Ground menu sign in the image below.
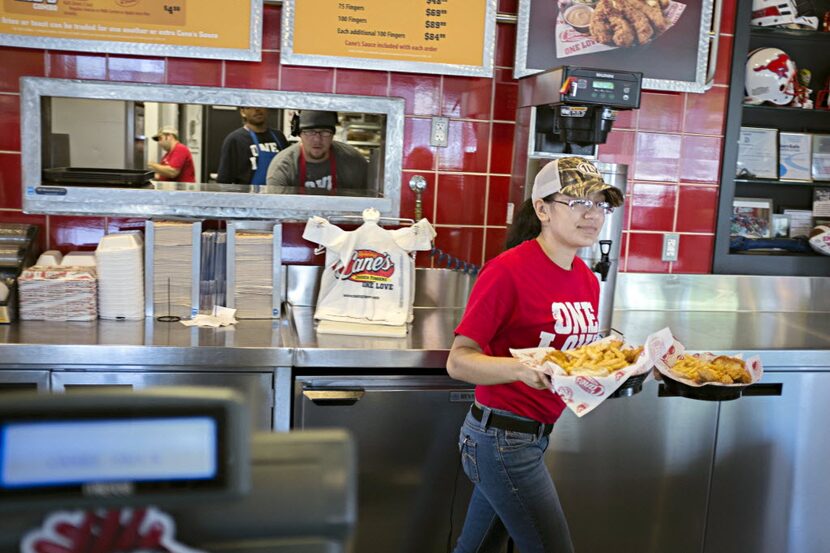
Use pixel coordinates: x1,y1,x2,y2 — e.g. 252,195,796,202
282,0,496,77
0,0,261,61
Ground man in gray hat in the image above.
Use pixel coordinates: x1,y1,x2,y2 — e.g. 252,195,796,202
265,110,368,192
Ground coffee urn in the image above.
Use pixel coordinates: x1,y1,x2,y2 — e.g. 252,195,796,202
576,161,626,337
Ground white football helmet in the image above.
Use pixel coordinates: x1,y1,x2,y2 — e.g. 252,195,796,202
751,0,819,28
745,48,796,106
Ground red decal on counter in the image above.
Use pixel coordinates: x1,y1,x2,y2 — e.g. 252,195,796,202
576,376,605,396
21,507,205,553
332,249,395,282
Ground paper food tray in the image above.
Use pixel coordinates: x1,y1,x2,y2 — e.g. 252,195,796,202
511,327,673,417
654,335,764,401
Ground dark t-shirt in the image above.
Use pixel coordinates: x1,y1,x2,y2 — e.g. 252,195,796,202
216,127,288,184
264,141,369,191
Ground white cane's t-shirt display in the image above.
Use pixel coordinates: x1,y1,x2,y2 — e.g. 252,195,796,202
303,208,435,328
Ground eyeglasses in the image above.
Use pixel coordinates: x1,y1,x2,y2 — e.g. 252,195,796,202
300,129,334,138
550,198,614,215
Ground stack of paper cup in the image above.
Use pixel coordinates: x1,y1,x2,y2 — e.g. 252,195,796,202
95,232,144,320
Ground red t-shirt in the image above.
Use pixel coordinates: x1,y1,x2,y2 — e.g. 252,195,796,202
454,239,600,424
159,142,196,183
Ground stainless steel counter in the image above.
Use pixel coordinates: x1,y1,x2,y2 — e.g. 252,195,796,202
289,306,463,368
612,311,830,368
0,308,827,369
0,318,294,368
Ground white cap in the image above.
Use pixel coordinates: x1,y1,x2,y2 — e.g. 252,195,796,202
531,156,623,207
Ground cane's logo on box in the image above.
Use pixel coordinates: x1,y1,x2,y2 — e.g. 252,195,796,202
575,403,589,415
333,249,395,283
576,376,604,396
556,386,573,403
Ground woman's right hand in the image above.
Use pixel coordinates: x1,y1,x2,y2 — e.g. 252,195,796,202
514,360,552,390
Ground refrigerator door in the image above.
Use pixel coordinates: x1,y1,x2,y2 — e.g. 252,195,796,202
294,375,475,553
704,371,827,553
546,380,719,553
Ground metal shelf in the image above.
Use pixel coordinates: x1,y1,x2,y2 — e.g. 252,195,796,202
742,104,830,115
712,0,830,276
750,26,830,43
735,178,828,187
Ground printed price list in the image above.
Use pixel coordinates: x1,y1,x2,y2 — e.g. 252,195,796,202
293,0,488,67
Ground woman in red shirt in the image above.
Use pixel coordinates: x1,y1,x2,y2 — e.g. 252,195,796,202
447,157,623,553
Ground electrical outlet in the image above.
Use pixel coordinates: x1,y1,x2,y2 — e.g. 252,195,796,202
430,116,449,147
662,233,680,262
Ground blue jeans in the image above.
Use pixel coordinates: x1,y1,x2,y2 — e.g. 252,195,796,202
453,405,574,553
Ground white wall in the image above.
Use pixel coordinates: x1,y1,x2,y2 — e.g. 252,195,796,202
51,98,126,168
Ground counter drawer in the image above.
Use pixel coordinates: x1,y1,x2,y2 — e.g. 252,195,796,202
51,371,273,430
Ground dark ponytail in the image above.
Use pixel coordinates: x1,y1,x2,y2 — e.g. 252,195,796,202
505,198,541,250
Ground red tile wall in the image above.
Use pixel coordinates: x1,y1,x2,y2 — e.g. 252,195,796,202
0,0,735,274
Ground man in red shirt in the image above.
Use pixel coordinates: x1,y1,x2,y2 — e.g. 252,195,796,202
149,126,196,183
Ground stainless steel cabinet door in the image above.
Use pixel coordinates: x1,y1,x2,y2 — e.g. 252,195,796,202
294,376,474,553
546,380,719,553
0,370,49,392
704,372,829,553
51,371,273,430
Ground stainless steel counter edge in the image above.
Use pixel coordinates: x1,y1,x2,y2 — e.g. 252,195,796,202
1,308,828,370
0,344,293,369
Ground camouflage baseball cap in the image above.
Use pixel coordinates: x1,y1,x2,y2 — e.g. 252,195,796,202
532,157,623,207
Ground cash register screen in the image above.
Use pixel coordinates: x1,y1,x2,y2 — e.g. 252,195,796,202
0,414,223,498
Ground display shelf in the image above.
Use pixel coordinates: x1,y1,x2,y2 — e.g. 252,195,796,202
741,104,830,131
716,251,830,275
735,178,827,187
743,104,830,114
713,0,830,276
750,26,830,43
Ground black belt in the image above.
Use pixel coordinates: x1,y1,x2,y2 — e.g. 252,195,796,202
471,404,554,437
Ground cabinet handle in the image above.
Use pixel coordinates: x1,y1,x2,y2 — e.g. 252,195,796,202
303,389,365,406
657,382,783,398
741,383,783,397
63,385,133,392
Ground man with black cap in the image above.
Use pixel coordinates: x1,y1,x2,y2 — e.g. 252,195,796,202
265,110,368,192
216,107,288,185
148,126,195,183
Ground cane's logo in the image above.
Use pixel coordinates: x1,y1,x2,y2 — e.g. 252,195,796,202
575,403,589,415
556,386,573,403
333,249,395,282
560,28,590,42
576,376,604,396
